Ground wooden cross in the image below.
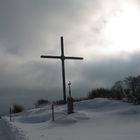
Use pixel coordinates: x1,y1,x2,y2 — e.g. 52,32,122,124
40,36,83,104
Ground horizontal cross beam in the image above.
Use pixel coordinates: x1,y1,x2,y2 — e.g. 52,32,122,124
65,56,83,60
40,55,61,59
41,55,83,60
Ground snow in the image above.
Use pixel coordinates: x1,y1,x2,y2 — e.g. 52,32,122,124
0,118,27,140
0,119,13,140
2,98,140,140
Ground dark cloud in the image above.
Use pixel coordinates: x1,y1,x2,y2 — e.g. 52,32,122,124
0,0,97,55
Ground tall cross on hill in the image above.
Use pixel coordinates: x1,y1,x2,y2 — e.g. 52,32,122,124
40,36,83,104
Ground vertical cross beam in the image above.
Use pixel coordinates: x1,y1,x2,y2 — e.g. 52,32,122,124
61,37,66,103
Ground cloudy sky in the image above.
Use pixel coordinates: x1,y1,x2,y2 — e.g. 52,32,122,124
1,0,140,115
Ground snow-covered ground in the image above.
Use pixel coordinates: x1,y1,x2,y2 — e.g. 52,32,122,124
2,98,140,140
0,117,27,140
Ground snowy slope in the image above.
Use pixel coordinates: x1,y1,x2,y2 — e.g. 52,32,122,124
4,98,140,140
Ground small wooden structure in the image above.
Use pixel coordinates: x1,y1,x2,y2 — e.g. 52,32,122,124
67,81,74,114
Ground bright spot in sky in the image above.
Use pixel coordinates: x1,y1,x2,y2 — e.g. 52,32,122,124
103,3,140,54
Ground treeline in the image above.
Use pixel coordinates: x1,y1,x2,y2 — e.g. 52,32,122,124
87,75,140,104
11,75,140,114
34,75,140,107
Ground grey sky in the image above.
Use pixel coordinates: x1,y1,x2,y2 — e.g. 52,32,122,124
0,0,140,115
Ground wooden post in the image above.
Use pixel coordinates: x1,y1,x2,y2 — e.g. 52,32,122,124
52,103,55,121
9,107,12,121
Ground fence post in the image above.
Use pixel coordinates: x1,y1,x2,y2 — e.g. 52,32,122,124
9,107,12,121
52,103,55,121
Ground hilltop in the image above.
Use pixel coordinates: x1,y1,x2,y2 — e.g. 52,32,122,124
2,98,140,140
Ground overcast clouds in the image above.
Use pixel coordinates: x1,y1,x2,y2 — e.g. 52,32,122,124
1,0,140,115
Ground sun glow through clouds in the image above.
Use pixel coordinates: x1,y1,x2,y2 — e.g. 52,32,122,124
103,3,140,54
